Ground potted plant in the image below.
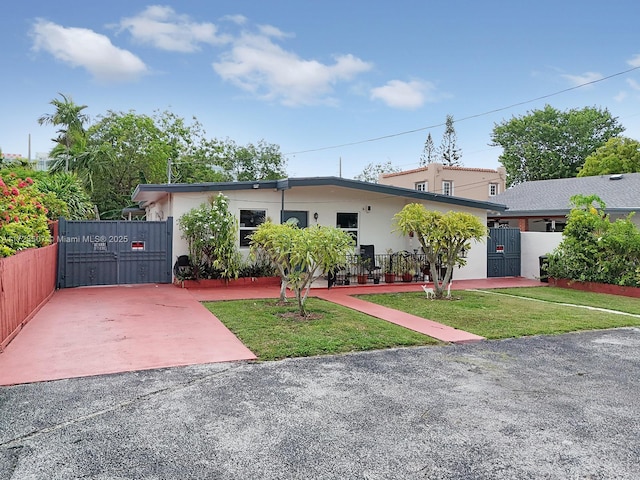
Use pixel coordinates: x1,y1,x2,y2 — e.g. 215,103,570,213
399,254,415,282
356,256,371,284
382,250,395,283
402,268,415,283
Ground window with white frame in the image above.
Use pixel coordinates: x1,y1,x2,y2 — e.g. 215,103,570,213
239,209,266,247
489,183,499,196
336,212,358,243
415,181,427,192
442,181,453,196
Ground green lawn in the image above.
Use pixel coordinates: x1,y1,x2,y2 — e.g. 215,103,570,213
204,297,440,361
486,287,640,315
357,287,640,339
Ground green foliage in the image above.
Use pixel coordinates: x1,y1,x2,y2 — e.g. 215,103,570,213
218,139,288,181
419,132,437,166
238,251,278,278
83,110,170,218
578,137,640,177
38,100,289,218
0,167,71,220
354,160,401,183
491,105,625,186
393,204,487,297
546,194,640,286
360,288,640,339
36,173,94,220
38,93,90,174
250,221,355,315
438,114,462,166
0,173,51,257
178,193,242,280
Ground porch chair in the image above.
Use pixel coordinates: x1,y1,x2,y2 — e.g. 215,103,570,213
359,244,381,278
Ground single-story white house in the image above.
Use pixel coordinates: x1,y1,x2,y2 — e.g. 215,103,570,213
132,177,507,280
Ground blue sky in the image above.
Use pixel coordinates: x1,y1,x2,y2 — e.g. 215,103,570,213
2,1,640,179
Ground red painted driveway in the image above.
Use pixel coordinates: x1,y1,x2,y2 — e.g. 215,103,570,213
0,284,256,386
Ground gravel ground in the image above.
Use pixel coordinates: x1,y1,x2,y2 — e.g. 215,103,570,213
1,327,639,479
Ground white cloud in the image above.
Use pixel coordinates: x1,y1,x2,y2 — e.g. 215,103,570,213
561,71,603,87
614,90,628,102
627,54,640,67
221,15,247,25
370,79,437,109
213,31,372,106
627,78,640,91
257,24,291,39
31,19,148,83
118,5,230,52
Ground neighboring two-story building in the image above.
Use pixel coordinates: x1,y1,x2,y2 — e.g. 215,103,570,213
379,163,507,202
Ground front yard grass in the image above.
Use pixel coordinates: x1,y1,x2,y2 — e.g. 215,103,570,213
358,287,640,339
204,297,440,361
487,287,640,315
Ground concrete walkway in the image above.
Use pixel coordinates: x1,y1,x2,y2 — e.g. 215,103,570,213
0,277,542,386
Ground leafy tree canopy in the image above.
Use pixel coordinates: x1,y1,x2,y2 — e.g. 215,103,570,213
250,221,355,315
354,161,401,183
393,204,487,298
38,95,289,218
577,137,640,177
491,105,624,186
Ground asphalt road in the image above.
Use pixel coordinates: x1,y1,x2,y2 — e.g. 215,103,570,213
1,328,639,479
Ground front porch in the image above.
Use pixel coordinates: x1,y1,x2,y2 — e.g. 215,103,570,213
329,251,451,287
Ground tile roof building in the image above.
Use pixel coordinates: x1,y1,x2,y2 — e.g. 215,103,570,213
379,163,507,202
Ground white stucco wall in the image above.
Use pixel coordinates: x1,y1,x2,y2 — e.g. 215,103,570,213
520,232,563,279
156,185,490,280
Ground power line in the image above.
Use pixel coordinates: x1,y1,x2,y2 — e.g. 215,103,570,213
284,65,640,156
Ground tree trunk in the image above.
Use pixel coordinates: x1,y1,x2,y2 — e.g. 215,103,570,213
295,288,306,316
280,280,288,302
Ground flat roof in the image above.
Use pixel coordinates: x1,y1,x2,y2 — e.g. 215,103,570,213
132,176,507,212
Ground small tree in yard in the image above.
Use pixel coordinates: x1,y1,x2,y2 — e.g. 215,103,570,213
393,204,487,298
249,221,298,302
178,193,242,279
250,221,355,316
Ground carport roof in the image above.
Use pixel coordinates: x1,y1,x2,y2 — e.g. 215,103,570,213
132,176,507,212
489,173,640,218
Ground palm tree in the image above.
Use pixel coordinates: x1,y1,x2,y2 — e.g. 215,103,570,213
38,93,89,172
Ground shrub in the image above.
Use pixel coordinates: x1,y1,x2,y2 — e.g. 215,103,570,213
178,193,242,279
547,194,640,286
0,174,51,257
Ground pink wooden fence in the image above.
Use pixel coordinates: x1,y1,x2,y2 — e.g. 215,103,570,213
0,243,58,351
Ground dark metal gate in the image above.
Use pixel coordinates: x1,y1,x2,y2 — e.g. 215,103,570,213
57,218,173,288
487,227,521,277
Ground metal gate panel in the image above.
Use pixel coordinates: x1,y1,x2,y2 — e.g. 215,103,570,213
58,220,118,287
116,221,172,285
487,227,521,277
57,218,172,288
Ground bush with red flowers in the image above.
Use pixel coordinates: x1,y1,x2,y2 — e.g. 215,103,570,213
0,173,51,257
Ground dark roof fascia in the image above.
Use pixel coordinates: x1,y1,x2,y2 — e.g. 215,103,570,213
132,180,279,198
132,176,507,211
490,207,638,218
